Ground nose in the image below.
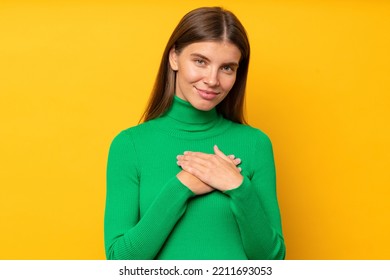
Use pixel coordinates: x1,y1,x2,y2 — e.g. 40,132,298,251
203,68,219,87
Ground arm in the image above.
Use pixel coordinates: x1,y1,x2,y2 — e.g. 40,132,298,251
223,133,286,260
104,131,194,260
177,138,285,259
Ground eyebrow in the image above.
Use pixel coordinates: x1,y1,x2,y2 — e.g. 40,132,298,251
190,53,239,67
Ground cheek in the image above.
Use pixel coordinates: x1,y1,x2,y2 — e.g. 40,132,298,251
179,64,204,83
220,75,237,92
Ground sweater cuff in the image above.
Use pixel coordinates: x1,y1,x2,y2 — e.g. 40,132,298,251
161,176,196,202
223,175,253,199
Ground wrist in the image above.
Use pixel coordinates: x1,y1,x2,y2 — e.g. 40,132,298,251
222,174,244,191
177,170,214,195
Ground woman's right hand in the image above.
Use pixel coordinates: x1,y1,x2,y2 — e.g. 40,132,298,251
177,170,214,195
176,154,241,195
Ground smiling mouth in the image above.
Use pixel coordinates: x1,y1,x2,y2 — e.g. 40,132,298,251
195,87,219,100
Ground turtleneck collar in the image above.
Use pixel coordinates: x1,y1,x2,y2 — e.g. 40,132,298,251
151,95,230,137
166,95,218,125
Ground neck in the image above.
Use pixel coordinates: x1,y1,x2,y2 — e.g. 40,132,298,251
165,96,218,125
150,95,227,135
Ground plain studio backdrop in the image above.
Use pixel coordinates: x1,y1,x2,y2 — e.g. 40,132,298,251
0,0,389,259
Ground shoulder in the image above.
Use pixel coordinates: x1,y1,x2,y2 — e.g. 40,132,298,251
108,123,143,149
109,120,157,150
111,121,151,142
228,121,273,146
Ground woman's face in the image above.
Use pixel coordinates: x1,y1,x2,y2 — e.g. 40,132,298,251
169,41,241,111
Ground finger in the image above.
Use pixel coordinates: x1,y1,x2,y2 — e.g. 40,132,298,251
214,145,228,159
177,154,210,167
214,145,241,166
181,153,241,166
226,154,242,166
178,159,208,179
183,151,213,161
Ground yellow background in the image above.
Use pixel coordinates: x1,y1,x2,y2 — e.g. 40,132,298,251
1,0,389,259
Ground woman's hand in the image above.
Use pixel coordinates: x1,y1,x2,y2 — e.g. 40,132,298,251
177,170,214,195
177,145,243,191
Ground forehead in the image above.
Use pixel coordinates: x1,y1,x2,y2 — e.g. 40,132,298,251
181,41,241,62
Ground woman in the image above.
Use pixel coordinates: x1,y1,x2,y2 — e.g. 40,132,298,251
104,6,285,260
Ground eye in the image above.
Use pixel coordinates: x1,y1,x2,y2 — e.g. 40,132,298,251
194,59,206,65
222,65,232,71
221,65,236,73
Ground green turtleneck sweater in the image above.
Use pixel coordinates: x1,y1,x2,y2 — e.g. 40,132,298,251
104,96,285,260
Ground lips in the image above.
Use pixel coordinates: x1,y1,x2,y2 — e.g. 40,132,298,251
195,87,219,100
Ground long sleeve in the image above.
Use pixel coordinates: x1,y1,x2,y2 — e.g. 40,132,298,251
104,131,194,260
224,132,286,260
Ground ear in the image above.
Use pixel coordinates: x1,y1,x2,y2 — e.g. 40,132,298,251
169,47,179,71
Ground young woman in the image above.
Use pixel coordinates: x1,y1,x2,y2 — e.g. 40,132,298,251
104,6,286,260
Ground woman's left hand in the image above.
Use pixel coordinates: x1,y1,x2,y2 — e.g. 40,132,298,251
177,145,243,191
